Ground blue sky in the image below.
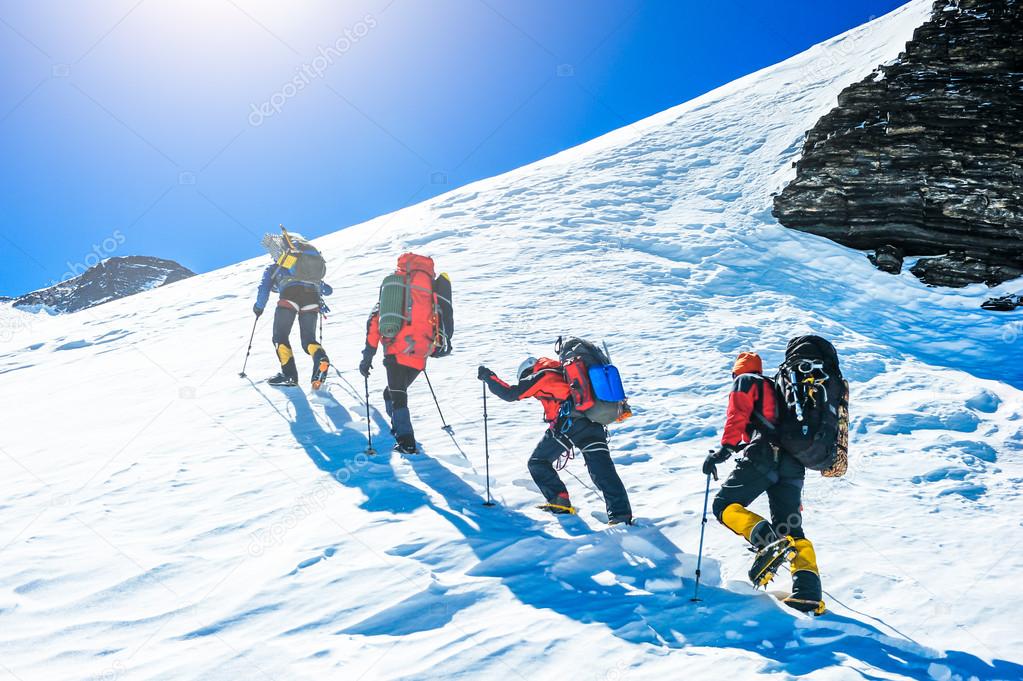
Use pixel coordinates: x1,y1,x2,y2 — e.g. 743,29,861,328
0,0,907,296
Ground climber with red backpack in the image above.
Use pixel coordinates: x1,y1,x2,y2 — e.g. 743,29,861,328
253,227,333,389
704,338,848,615
478,337,633,525
359,253,453,454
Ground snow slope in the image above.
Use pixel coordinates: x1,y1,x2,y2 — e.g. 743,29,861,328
2,2,1022,679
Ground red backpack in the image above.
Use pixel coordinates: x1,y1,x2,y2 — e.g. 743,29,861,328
377,253,444,366
556,337,632,425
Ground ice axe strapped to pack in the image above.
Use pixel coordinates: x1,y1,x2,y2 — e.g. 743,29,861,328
771,335,849,476
555,336,632,425
260,225,327,286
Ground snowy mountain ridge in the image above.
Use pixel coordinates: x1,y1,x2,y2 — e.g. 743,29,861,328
2,2,1021,680
9,255,195,314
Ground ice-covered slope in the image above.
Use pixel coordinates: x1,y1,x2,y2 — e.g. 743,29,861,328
3,2,1022,679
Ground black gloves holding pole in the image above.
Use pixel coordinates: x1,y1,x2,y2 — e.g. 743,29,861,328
703,444,738,479
359,346,375,377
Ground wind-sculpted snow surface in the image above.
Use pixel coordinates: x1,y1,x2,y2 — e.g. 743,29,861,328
2,1,1022,679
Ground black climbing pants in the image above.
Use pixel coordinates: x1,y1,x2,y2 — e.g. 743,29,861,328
712,441,807,541
382,356,421,439
528,417,632,521
271,286,325,381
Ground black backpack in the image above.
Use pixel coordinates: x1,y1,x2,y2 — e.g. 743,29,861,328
774,335,847,472
262,227,327,287
283,240,327,285
557,336,610,368
431,273,454,357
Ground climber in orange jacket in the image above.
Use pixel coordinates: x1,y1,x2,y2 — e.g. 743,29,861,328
478,357,633,524
705,351,825,615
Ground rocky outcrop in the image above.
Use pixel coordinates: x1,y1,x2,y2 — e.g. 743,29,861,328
868,244,906,274
773,0,1023,287
909,251,1020,285
13,256,194,313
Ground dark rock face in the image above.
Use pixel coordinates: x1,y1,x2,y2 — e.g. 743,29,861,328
13,256,195,313
910,251,1021,285
773,0,1023,287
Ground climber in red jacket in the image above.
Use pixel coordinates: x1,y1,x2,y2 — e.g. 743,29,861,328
478,357,633,524
704,351,825,615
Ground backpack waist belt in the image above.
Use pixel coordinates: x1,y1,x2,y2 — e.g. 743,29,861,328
277,300,320,312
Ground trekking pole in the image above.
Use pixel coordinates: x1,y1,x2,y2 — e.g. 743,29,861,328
482,382,494,506
422,369,454,434
238,316,259,378
364,375,377,456
691,471,713,602
422,369,471,460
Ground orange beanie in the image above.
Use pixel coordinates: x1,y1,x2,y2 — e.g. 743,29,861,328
732,352,763,376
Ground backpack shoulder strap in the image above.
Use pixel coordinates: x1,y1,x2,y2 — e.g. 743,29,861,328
751,375,777,435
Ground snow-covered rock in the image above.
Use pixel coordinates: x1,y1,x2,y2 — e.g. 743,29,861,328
12,255,194,314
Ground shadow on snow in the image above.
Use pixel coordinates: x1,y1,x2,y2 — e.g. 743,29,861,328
265,380,1020,680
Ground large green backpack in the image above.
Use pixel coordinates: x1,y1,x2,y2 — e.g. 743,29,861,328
377,255,455,356
377,253,437,339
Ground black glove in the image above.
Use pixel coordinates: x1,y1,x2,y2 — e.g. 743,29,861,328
702,445,735,478
359,347,375,378
477,365,495,382
253,304,264,317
